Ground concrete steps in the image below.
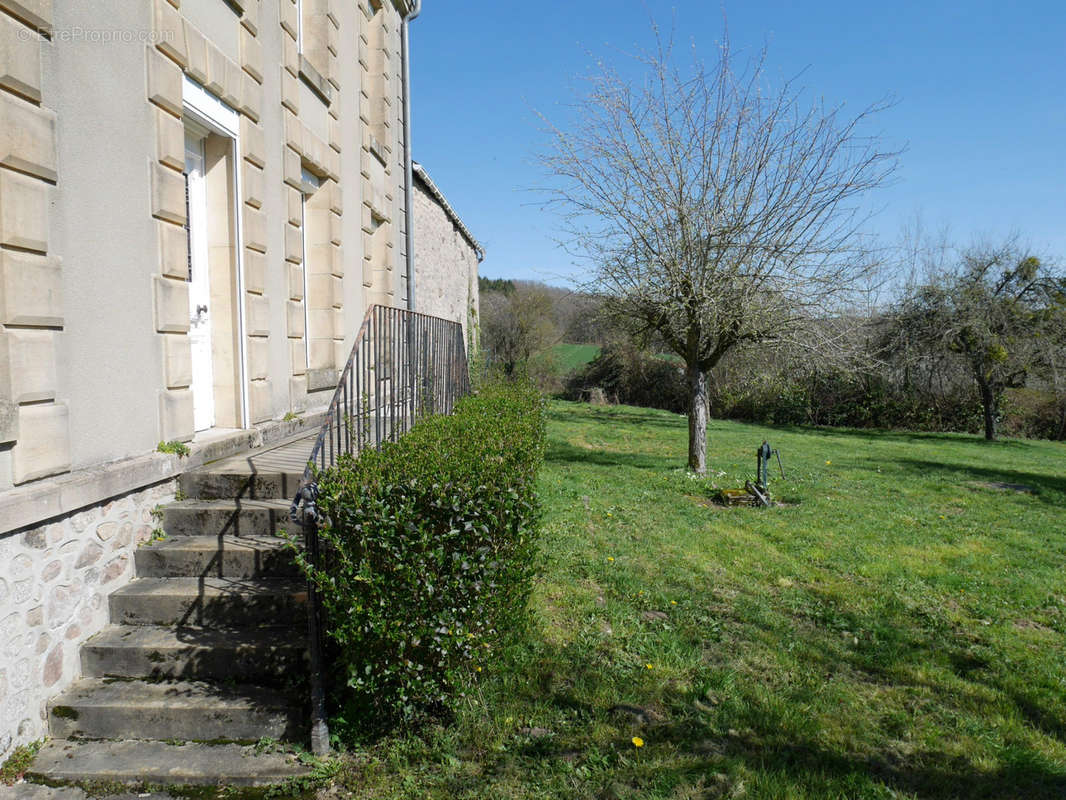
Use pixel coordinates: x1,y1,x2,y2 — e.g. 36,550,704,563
34,435,319,789
109,577,307,628
80,622,307,686
30,740,311,787
178,471,302,502
135,534,301,578
48,677,304,742
80,624,308,683
161,498,293,538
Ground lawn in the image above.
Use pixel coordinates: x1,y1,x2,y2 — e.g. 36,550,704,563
334,401,1066,799
553,343,601,373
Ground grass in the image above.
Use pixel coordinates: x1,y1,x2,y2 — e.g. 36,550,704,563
1,740,42,785
157,439,191,457
329,400,1065,798
553,343,601,373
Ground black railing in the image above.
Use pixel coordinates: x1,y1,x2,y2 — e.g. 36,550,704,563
289,304,471,754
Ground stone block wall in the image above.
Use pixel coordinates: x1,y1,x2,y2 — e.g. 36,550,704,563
0,0,70,488
358,0,405,311
412,167,481,347
280,0,345,407
0,479,176,758
148,0,266,439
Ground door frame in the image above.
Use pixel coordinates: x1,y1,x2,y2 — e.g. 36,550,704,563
182,76,250,430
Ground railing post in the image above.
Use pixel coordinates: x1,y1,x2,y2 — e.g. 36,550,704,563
291,484,330,757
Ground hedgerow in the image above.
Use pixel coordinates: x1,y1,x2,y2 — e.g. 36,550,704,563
294,380,546,734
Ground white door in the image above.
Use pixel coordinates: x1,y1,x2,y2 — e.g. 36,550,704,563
185,130,215,431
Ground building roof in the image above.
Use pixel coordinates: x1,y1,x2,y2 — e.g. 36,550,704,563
412,161,485,262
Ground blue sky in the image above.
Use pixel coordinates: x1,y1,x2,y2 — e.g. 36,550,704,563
410,1,1065,286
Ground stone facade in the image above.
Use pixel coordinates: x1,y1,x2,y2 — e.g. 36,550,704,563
0,480,176,757
0,0,483,762
0,0,422,760
0,0,417,491
0,0,67,489
412,163,482,348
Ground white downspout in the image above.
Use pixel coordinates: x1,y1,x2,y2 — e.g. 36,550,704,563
401,0,421,310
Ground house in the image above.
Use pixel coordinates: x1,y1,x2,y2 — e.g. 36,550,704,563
0,0,481,769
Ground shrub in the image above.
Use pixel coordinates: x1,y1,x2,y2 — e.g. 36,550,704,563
1001,387,1066,440
564,343,688,412
294,380,546,733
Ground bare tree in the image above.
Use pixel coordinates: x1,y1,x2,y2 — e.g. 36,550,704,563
539,25,899,473
888,238,1066,440
480,284,559,376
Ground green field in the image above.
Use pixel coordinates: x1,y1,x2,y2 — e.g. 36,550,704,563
553,343,601,373
334,402,1066,799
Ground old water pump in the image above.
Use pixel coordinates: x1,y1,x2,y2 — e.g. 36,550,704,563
746,441,785,506
711,441,786,507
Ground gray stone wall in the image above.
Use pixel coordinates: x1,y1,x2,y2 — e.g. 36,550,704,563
412,180,479,349
0,479,175,759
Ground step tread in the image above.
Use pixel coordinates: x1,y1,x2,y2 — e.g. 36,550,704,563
163,498,292,511
134,536,302,579
142,534,295,550
50,677,299,712
29,739,312,787
111,577,306,599
85,624,306,651
81,625,307,682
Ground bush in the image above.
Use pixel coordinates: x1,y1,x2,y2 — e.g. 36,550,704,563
1002,387,1066,440
710,366,987,433
294,381,546,733
564,343,688,412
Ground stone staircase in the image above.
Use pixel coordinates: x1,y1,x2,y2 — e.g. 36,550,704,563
30,436,317,787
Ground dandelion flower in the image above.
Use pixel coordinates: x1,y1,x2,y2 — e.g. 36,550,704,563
645,663,654,670
607,557,614,562
632,737,644,748
476,666,482,672
670,600,677,606
825,460,832,465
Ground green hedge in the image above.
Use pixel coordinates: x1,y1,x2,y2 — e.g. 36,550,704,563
294,380,546,732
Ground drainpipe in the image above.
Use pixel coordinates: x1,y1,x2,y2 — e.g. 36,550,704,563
402,0,422,311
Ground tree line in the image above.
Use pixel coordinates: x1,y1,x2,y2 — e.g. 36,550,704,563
482,20,1065,470
479,238,1066,445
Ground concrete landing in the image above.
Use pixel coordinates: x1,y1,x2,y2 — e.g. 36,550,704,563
29,740,312,786
196,431,317,478
178,432,317,501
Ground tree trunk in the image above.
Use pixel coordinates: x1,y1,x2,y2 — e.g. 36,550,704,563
979,381,997,441
687,365,708,474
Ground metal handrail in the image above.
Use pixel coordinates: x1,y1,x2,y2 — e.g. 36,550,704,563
289,303,471,754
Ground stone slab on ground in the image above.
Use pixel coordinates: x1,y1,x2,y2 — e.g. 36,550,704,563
29,740,312,787
0,784,88,800
1,785,181,800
